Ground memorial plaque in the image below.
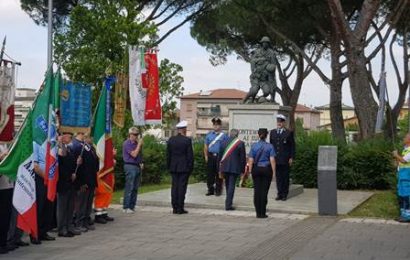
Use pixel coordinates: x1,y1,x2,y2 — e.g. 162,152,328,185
318,146,338,216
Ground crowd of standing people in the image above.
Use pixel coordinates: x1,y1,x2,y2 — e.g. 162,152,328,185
0,132,115,254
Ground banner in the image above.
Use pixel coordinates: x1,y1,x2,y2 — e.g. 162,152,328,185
143,51,162,124
94,76,116,211
113,73,127,128
0,62,15,142
60,81,92,134
129,46,147,126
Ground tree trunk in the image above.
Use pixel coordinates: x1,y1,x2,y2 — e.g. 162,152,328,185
345,45,378,139
329,29,346,142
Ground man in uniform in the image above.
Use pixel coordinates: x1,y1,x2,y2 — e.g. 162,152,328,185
204,117,228,196
167,120,194,214
218,129,246,211
269,114,295,201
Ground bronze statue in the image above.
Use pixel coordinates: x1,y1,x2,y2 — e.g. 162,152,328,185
243,36,278,104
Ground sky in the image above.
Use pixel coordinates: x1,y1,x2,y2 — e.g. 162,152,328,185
0,0,406,108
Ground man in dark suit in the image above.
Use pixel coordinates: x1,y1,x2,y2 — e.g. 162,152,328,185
167,120,194,214
269,114,295,201
218,129,246,211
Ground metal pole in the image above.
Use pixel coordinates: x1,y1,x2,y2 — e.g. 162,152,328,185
47,0,53,69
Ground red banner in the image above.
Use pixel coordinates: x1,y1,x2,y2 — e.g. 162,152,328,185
0,63,15,142
0,105,14,142
142,51,162,124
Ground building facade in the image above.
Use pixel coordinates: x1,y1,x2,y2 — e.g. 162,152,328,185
315,103,356,127
179,89,246,138
294,104,321,130
14,88,36,131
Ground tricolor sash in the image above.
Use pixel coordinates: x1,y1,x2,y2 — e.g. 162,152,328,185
220,138,242,163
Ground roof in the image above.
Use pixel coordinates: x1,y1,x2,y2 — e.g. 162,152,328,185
319,116,358,128
315,103,355,110
179,89,247,100
295,104,320,114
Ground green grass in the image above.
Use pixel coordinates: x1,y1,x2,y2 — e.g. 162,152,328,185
112,177,199,205
348,190,399,219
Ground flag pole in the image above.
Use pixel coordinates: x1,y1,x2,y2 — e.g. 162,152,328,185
47,0,53,69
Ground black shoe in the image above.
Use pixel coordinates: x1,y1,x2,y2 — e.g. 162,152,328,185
281,197,287,201
177,209,188,214
0,247,8,254
205,191,214,196
40,233,56,241
58,232,74,238
173,209,178,214
15,240,29,247
215,193,222,197
104,215,114,221
226,207,236,211
257,215,268,219
30,238,41,245
275,196,282,201
94,216,107,224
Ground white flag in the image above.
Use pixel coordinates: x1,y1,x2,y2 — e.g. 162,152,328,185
129,46,147,126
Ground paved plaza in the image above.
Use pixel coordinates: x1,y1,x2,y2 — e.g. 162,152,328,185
3,205,410,260
138,183,373,214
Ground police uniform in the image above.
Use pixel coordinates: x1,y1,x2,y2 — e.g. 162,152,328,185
167,120,194,214
205,119,228,196
269,115,295,201
249,135,276,218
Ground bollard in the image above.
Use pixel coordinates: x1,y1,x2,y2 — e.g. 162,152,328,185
317,146,338,216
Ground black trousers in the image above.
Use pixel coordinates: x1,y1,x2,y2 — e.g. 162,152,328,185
207,153,222,194
75,188,95,227
7,207,23,245
57,189,75,234
0,188,13,247
35,175,55,238
171,172,189,211
252,166,272,217
276,164,290,198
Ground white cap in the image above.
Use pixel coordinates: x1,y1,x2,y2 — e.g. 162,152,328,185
276,114,286,121
176,120,188,129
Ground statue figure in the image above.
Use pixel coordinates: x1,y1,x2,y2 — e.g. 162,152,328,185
243,36,278,104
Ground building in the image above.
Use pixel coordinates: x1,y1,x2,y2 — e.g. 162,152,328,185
315,103,356,127
179,89,246,137
294,104,321,130
14,88,36,131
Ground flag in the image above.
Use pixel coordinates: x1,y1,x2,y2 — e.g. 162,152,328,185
142,51,162,125
129,46,147,126
44,70,61,201
113,73,127,128
0,62,15,142
94,76,116,210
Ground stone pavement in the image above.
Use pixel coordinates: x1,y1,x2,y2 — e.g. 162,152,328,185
138,183,373,214
3,206,410,260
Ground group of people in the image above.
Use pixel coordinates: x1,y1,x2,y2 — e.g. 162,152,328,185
167,114,295,218
0,132,114,255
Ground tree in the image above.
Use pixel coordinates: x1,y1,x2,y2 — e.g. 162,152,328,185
159,58,184,127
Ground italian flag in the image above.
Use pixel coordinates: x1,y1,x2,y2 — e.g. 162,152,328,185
93,76,116,209
0,69,55,238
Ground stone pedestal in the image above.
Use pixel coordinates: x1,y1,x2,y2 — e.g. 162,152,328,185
227,104,291,151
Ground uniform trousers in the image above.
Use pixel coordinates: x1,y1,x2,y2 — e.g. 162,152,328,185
252,166,273,217
75,188,95,228
171,172,189,211
35,175,55,238
57,189,75,234
0,188,13,247
276,164,290,198
207,153,222,194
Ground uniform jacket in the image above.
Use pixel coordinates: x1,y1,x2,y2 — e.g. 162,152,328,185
57,144,76,193
218,137,247,175
269,128,295,165
167,134,194,173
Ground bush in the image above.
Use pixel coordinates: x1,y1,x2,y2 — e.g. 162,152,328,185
192,140,207,182
291,132,396,190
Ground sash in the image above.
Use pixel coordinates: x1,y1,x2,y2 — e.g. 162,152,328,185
208,132,224,149
220,138,242,163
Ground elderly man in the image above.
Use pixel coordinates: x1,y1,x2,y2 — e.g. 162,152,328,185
122,127,143,214
167,120,194,214
269,114,295,201
218,129,246,211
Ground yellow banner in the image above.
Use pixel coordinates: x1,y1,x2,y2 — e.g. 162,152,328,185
113,73,127,128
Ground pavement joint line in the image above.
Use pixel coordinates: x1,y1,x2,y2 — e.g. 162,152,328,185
110,204,310,220
340,217,410,226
